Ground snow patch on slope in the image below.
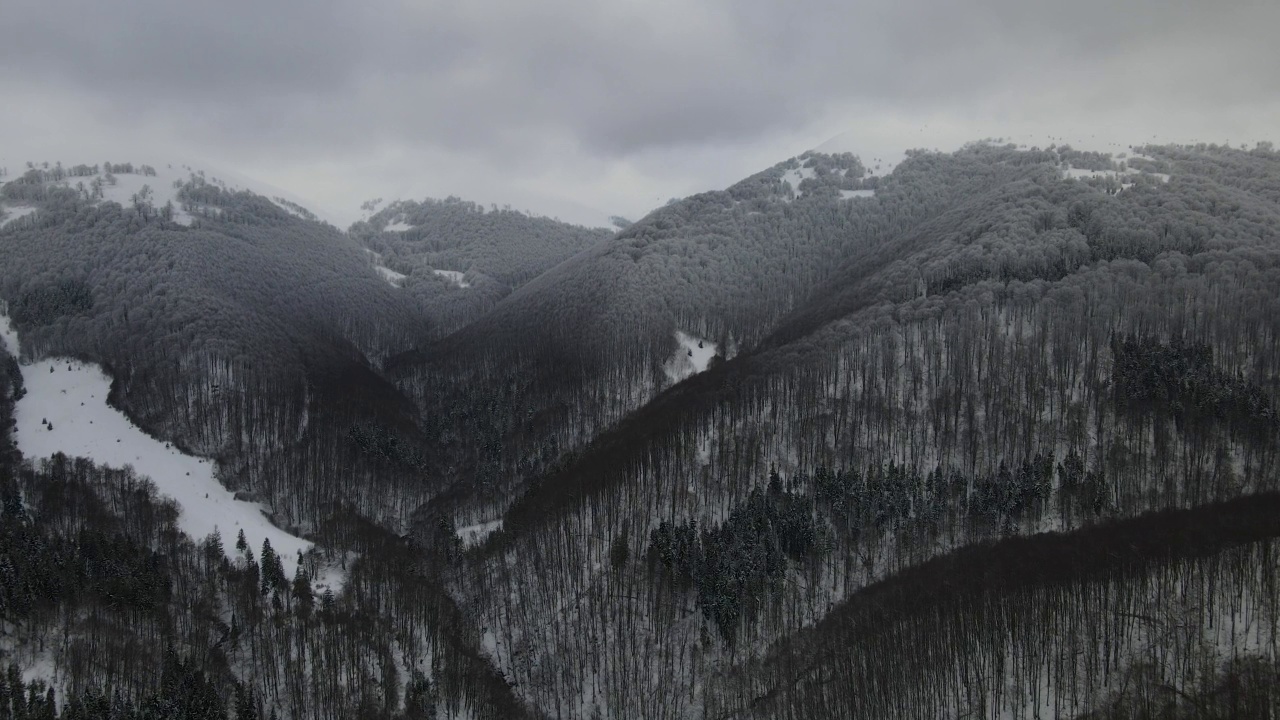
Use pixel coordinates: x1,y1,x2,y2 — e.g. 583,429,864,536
458,519,502,548
311,552,356,596
376,266,407,286
840,189,875,200
1061,163,1170,187
100,170,194,225
781,163,816,197
364,248,407,287
0,160,334,227
0,310,20,359
433,269,471,288
664,331,717,383
384,220,413,232
5,315,311,577
0,205,36,229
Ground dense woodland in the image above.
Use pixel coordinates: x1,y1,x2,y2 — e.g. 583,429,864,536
349,198,612,335
0,166,438,531
405,142,1280,717
0,341,529,719
2,143,1279,717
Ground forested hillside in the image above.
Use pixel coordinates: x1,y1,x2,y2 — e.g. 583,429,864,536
0,162,436,529
349,198,612,335
409,142,1280,718
2,141,1279,719
0,339,530,719
0,164,529,719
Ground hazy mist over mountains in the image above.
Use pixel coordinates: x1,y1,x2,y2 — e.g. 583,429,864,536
1,0,1279,718
3,0,1278,226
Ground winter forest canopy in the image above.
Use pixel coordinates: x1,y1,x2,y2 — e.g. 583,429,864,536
1,139,1280,718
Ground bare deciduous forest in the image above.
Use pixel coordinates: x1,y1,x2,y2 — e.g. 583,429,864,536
2,141,1279,717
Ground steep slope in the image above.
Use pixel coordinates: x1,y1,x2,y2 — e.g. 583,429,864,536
430,142,1280,717
0,163,538,718
0,337,534,718
4,142,1278,719
387,151,921,520
349,197,613,335
0,161,434,529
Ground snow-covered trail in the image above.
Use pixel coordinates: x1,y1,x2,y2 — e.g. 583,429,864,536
2,313,310,577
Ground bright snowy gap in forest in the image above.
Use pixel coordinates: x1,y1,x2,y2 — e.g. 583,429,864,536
96,169,195,226
433,269,471,288
0,314,19,358
840,189,875,199
1,312,311,580
364,248,407,287
664,331,717,383
781,163,816,197
384,220,413,232
376,266,407,286
458,519,503,548
0,205,36,228
1061,163,1171,188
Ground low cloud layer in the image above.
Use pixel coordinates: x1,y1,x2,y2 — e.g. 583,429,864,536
3,0,1277,226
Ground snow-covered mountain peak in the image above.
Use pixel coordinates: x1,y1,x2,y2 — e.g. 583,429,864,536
0,159,333,227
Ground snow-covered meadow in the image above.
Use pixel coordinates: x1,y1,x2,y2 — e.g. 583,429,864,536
432,269,472,288
2,312,311,578
664,330,717,383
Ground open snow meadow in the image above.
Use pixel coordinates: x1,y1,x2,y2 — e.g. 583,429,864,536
1,311,311,577
664,330,718,383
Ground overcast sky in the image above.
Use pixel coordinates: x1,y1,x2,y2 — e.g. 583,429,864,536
2,0,1278,227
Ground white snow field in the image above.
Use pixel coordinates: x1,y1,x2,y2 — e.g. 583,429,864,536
664,330,717,383
384,220,413,232
432,269,472,288
2,312,311,578
840,189,876,200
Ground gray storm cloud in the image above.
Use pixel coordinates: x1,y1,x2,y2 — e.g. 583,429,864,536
2,0,1277,225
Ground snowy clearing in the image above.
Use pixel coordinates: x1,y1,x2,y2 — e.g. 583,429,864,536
458,519,503,548
840,189,875,200
0,313,20,360
376,265,407,286
664,331,717,383
310,553,356,596
0,204,36,228
19,653,59,699
433,269,472,288
384,220,413,232
97,170,194,226
780,161,816,198
1062,166,1124,181
364,248,408,287
3,311,311,577
1062,163,1170,185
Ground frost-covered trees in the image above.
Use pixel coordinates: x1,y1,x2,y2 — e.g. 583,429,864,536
348,196,611,335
